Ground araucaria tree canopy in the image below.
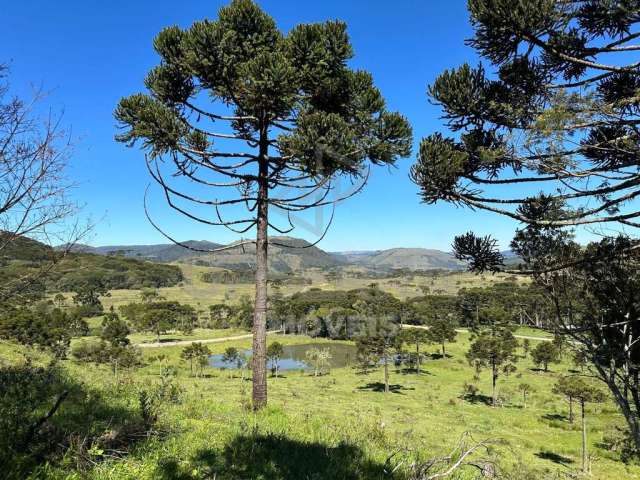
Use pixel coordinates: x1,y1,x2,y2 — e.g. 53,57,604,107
114,0,412,408
412,0,640,231
411,0,640,451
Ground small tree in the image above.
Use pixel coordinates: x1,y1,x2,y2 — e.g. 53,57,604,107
517,383,534,409
466,328,518,407
426,317,457,356
305,347,332,377
355,318,401,393
149,353,169,376
222,347,246,378
181,342,211,377
553,376,606,472
73,279,110,317
521,339,530,358
266,341,284,378
531,342,560,372
399,328,430,374
140,288,162,304
100,309,130,347
209,303,236,329
53,293,66,308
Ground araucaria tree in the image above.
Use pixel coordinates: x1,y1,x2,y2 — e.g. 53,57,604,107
355,318,402,393
426,317,457,357
411,0,640,449
553,376,606,472
114,0,412,409
466,328,518,407
531,341,560,372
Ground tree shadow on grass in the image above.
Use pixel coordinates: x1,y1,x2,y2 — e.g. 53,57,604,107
541,413,568,422
155,434,395,480
357,382,414,394
535,450,574,466
461,393,493,406
395,367,433,376
0,362,142,479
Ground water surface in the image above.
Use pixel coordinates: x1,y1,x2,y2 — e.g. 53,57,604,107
209,342,356,371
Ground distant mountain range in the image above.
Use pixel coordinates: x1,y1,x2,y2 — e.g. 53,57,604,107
333,248,465,270
68,237,467,273
69,240,223,263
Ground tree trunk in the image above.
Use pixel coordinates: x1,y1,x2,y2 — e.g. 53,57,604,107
581,399,588,473
523,392,527,409
491,362,497,407
416,342,420,375
384,354,390,393
252,138,269,410
442,342,446,357
569,396,574,423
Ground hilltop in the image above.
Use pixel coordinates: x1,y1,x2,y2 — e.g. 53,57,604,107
69,237,466,273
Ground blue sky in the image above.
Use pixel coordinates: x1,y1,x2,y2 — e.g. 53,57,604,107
0,0,527,252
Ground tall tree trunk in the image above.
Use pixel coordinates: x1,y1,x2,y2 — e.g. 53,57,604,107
416,342,420,375
491,362,497,407
581,399,588,472
442,342,446,357
252,134,269,410
384,354,390,393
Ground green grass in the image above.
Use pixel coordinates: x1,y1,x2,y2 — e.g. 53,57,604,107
3,330,639,479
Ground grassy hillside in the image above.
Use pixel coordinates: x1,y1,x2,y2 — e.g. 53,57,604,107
0,236,184,293
1,330,637,479
337,247,464,270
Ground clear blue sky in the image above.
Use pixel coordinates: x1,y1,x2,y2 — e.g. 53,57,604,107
0,0,526,252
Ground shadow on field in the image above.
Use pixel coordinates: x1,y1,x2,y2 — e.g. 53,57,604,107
541,413,568,422
395,367,433,376
357,382,414,394
0,362,142,479
155,434,394,480
461,393,493,405
428,353,450,360
535,450,574,466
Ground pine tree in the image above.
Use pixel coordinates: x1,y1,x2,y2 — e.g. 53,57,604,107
114,0,412,409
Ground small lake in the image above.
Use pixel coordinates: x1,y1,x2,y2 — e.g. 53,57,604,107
209,343,357,371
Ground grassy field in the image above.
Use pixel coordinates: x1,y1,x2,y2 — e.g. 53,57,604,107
3,327,638,479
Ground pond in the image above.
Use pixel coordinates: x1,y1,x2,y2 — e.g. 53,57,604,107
208,343,357,371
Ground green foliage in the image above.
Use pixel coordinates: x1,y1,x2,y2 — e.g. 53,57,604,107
0,238,183,296
553,376,607,405
71,340,143,372
221,347,246,370
100,310,131,347
426,317,457,355
305,347,333,377
180,342,211,377
0,306,73,358
467,327,518,406
531,341,560,372
266,341,284,377
120,300,197,339
277,287,402,338
355,317,401,392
